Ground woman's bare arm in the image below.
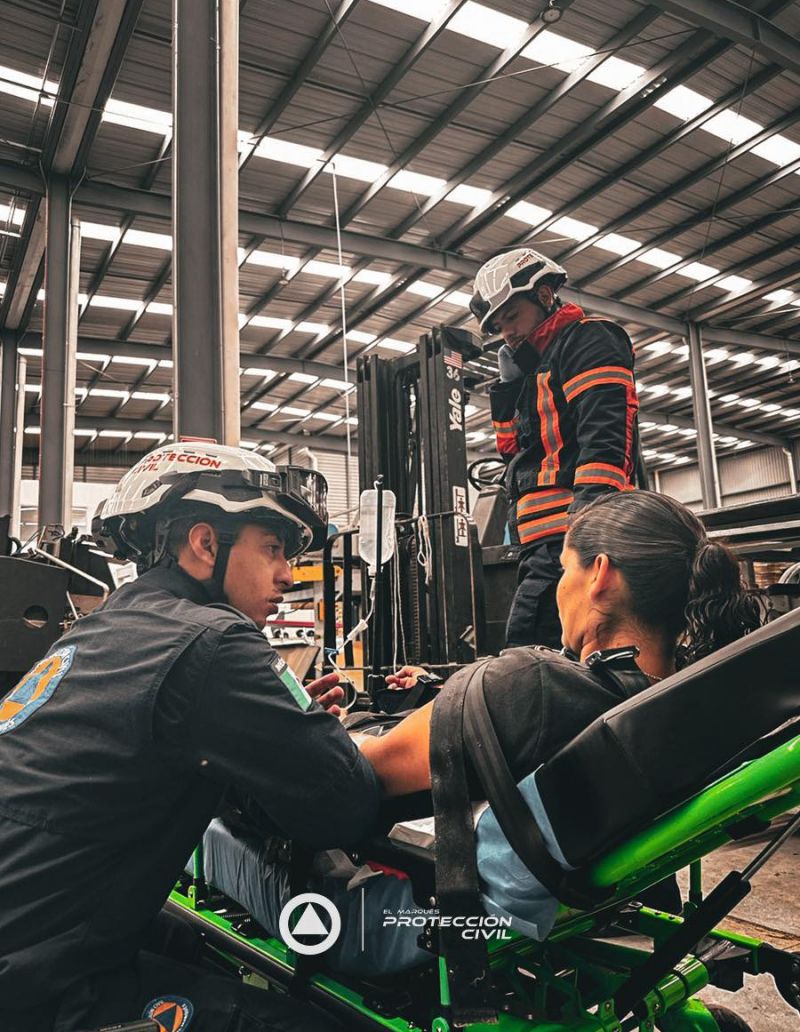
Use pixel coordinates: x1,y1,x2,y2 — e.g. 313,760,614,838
355,701,434,796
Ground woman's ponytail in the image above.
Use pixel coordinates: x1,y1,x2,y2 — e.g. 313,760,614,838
681,539,763,665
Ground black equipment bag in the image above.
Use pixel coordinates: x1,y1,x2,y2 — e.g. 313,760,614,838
536,608,800,867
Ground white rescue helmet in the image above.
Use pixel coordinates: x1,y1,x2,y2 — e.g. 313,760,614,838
470,248,567,335
95,442,328,561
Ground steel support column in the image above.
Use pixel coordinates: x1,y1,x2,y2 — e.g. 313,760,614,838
172,0,240,443
686,323,721,509
789,439,800,495
39,178,78,535
0,333,25,532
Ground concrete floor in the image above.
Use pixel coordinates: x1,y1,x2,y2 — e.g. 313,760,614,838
674,821,800,1030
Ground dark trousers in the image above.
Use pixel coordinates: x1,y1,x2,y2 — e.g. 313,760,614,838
505,543,564,649
2,913,344,1032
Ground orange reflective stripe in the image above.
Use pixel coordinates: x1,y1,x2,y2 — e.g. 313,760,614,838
563,365,635,403
536,371,562,487
492,418,517,431
518,512,570,544
517,489,573,520
574,462,629,489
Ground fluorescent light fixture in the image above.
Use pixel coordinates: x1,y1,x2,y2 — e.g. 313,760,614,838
99,430,133,439
550,215,598,241
134,431,167,440
288,372,320,384
505,200,552,225
407,280,444,299
294,323,329,336
0,63,58,105
639,247,681,269
448,184,493,208
280,405,312,417
596,233,639,255
250,401,278,411
389,170,445,196
103,98,172,135
449,2,527,50
678,261,719,281
320,378,353,391
255,137,322,168
523,30,592,73
241,368,277,380
124,228,172,250
715,275,752,293
653,85,712,121
325,154,386,183
586,56,644,92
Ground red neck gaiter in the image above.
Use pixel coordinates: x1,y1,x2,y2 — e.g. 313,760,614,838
526,302,585,355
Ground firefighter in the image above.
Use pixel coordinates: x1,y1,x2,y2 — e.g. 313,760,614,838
470,248,641,648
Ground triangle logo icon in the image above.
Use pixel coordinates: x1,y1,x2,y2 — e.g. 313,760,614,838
293,902,330,937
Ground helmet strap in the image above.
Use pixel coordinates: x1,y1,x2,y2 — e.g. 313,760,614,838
210,528,237,602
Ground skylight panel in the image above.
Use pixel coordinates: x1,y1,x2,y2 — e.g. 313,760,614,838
131,391,170,402
760,402,781,412
0,202,26,227
586,56,644,92
596,233,639,255
448,2,528,50
241,368,277,380
80,221,121,243
74,429,97,438
251,401,278,411
147,302,173,316
124,228,172,250
348,330,378,345
135,431,168,441
305,260,351,279
89,295,141,312
90,388,129,399
256,138,322,168
248,315,294,330
550,215,598,241
389,170,446,196
245,250,300,272
715,275,752,293
639,247,681,269
703,109,762,146
281,405,312,417
320,378,353,391
448,184,493,208
379,338,415,353
407,281,444,299
523,31,592,74
294,322,329,336
0,63,58,105
325,154,386,183
677,261,719,281
643,341,673,355
354,270,392,287
505,200,552,225
730,352,755,366
653,85,712,121
366,0,444,20
751,134,800,166
76,352,110,362
288,372,320,384
104,99,172,135
764,289,794,304
446,291,473,308
112,356,154,367
309,412,341,422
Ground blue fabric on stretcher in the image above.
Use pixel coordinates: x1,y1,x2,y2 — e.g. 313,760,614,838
193,819,431,975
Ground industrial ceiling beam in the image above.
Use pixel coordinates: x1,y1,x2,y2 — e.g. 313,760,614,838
0,0,144,332
647,0,800,76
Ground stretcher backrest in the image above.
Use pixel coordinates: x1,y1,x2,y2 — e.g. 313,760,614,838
536,608,800,868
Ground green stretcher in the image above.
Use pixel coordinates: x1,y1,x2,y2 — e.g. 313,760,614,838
169,609,800,1032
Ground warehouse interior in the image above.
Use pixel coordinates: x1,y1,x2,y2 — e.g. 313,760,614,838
0,1,799,1030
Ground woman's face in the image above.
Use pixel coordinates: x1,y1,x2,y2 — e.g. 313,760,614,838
555,541,595,653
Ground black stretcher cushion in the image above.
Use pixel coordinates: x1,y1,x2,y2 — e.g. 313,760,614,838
536,608,800,867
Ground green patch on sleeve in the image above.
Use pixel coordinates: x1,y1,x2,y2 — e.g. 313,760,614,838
272,656,313,711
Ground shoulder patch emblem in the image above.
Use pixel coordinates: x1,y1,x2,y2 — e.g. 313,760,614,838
271,655,312,711
0,645,76,735
143,995,194,1032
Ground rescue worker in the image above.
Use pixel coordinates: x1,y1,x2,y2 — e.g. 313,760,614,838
0,442,379,1032
470,248,641,647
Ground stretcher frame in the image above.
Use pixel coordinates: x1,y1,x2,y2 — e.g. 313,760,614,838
169,724,800,1032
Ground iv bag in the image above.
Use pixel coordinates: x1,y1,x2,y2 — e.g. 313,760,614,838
359,488,396,574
